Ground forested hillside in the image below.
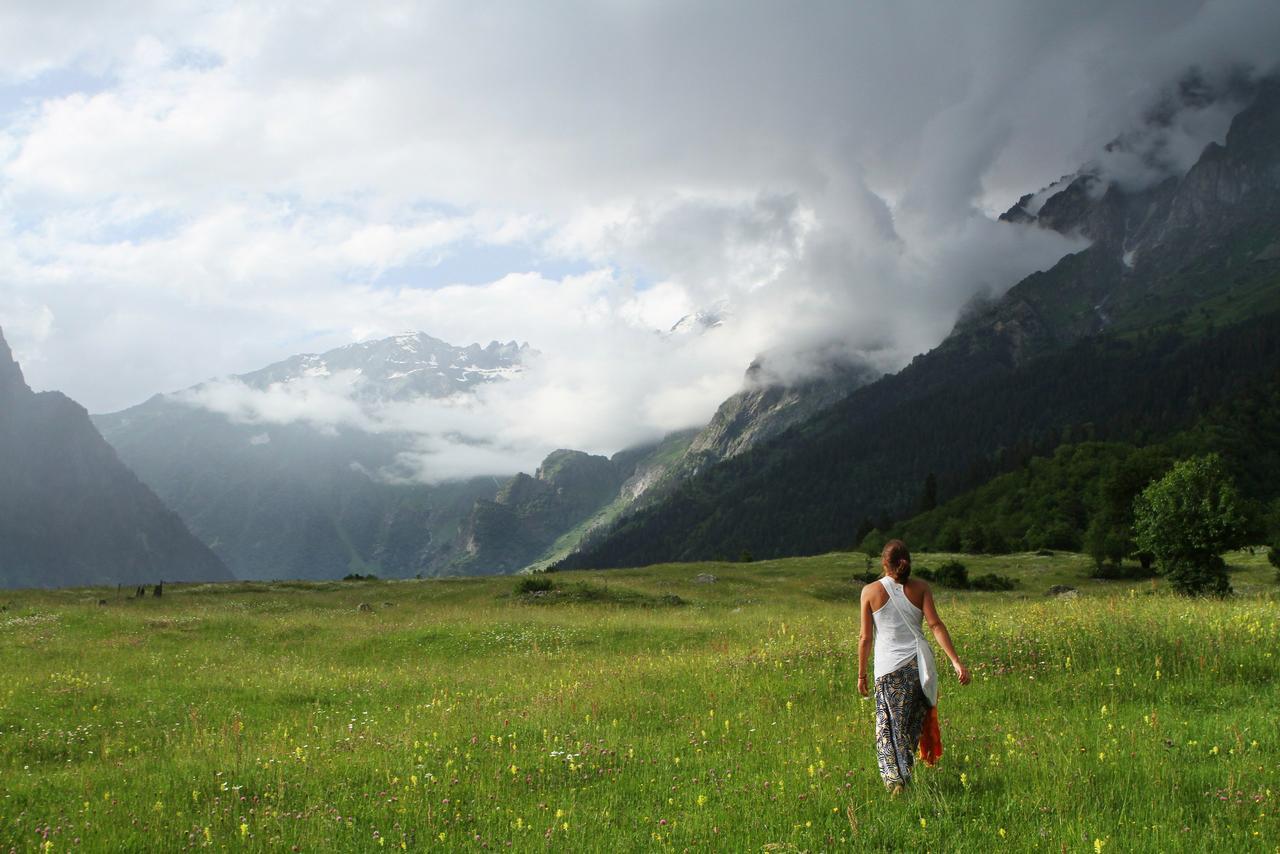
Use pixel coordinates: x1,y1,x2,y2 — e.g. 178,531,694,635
886,375,1280,558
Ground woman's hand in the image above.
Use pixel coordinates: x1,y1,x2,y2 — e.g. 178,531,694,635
952,660,971,686
857,673,869,697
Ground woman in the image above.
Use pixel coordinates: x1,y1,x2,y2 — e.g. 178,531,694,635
858,539,970,793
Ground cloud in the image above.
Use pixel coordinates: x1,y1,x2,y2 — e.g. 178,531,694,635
1,0,1278,477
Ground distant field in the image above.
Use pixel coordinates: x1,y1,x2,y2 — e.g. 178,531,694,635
1,550,1276,851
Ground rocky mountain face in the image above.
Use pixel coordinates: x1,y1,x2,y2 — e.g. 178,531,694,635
0,328,231,588
94,333,527,580
455,432,698,573
680,357,881,469
561,78,1280,570
974,77,1280,360
234,333,528,400
456,450,625,573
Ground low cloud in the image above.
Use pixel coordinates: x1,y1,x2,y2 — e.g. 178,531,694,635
2,1,1278,480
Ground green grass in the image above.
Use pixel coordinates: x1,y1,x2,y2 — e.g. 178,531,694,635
1,550,1277,851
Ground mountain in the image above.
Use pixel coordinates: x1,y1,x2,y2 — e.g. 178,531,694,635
233,333,527,399
93,333,528,580
560,77,1280,570
458,344,881,572
454,431,698,573
0,327,231,589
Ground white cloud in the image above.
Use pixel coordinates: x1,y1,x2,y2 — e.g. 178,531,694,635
0,0,1278,478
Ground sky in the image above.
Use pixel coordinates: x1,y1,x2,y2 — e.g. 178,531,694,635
2,1,1278,478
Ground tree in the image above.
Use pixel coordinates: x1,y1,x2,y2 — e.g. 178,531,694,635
917,473,938,514
1084,513,1128,570
859,528,887,559
1133,454,1247,596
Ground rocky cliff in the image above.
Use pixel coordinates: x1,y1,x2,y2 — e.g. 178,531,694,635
0,328,231,588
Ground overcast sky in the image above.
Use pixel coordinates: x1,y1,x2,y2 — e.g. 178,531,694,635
2,1,1278,475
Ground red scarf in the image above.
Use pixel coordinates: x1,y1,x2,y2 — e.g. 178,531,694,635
918,705,942,766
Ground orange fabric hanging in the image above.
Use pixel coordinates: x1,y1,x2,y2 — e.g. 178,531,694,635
918,705,942,766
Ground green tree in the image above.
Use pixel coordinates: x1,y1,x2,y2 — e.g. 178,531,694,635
859,528,887,558
1133,454,1247,596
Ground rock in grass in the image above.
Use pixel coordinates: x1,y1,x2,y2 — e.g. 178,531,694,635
357,602,373,613
694,573,718,584
1045,585,1078,599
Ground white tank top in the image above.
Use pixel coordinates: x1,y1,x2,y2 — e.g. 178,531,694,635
872,576,924,678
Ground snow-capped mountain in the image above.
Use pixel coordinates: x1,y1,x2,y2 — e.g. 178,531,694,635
91,332,532,582
665,303,730,337
233,333,530,401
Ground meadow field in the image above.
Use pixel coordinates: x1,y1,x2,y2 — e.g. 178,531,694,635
0,550,1276,852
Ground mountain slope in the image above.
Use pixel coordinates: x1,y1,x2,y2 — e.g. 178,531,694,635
0,328,231,589
94,333,525,580
454,431,698,573
561,79,1280,570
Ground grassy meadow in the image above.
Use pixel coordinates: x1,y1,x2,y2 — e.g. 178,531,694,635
1,550,1277,852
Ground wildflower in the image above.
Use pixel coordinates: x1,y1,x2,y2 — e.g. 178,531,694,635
920,817,927,829
562,823,569,832
203,827,212,845
1094,839,1106,853
438,832,446,843
239,822,248,838
998,828,1006,838
697,795,707,807
960,773,969,788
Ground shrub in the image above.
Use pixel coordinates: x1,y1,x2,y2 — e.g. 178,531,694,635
1268,545,1280,581
934,559,969,589
970,572,1018,591
1090,562,1158,581
342,573,378,581
912,566,936,582
515,575,554,594
1133,454,1246,596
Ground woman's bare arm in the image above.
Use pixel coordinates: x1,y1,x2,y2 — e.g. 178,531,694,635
857,586,874,697
920,582,971,685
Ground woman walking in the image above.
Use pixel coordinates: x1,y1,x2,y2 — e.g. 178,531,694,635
858,539,970,793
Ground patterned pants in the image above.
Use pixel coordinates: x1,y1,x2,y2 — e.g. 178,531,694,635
874,660,928,788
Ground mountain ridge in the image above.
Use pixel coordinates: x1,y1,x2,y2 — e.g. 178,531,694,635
0,328,231,589
94,331,530,580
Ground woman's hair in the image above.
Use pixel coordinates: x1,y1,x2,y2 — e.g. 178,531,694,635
881,539,911,582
